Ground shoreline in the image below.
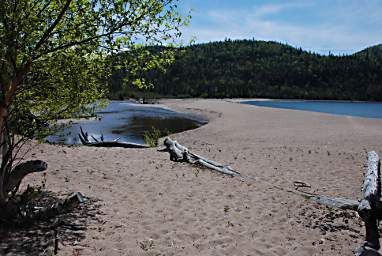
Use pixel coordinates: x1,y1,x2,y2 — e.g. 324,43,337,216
2,98,382,255
227,97,382,103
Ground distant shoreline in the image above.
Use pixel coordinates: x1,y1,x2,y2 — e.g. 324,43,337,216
241,99,382,120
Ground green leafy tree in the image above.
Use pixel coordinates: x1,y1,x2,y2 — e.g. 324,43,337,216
0,0,189,214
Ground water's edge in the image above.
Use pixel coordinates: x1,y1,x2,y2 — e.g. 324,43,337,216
47,101,208,145
242,100,382,119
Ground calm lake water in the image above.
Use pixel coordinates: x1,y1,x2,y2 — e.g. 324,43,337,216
47,101,207,145
243,100,382,119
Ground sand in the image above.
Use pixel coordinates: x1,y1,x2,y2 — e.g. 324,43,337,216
3,98,382,256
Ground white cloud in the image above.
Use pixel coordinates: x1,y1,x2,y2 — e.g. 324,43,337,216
253,2,312,18
181,1,382,54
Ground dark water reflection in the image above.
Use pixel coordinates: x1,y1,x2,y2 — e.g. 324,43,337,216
46,101,207,145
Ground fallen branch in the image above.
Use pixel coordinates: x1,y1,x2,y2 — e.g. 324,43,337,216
276,186,360,211
161,137,246,178
1,192,86,225
6,160,48,194
20,192,86,222
300,151,382,256
311,195,359,211
78,127,148,148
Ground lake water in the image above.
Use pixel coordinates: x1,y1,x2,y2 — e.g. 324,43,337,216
243,100,382,119
47,101,207,145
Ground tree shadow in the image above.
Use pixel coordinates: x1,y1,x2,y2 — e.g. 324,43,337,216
0,191,102,256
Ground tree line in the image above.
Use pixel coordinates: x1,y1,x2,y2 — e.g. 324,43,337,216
109,39,382,101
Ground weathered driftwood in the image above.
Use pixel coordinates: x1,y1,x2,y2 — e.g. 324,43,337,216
162,137,243,177
312,195,359,211
310,152,380,210
356,151,381,254
290,186,359,210
21,192,86,221
1,192,86,224
355,245,381,256
6,160,48,194
360,151,380,207
305,151,382,255
78,127,148,148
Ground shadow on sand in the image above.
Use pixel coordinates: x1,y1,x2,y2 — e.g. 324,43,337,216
0,191,102,256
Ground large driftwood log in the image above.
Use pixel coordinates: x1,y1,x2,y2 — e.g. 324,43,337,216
304,151,382,255
357,151,381,254
162,138,244,177
359,151,380,207
6,160,48,194
78,127,148,148
309,152,380,210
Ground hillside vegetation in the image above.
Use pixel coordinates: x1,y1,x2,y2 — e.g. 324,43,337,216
109,40,382,101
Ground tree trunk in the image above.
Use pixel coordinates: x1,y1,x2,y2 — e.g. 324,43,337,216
0,73,27,204
0,104,9,205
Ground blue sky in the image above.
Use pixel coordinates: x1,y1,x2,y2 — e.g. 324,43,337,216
178,0,382,55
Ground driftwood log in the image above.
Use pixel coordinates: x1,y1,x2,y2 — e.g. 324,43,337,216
355,151,381,256
161,137,246,178
78,127,148,148
1,191,86,224
20,192,86,222
161,138,381,254
307,151,381,256
312,195,359,211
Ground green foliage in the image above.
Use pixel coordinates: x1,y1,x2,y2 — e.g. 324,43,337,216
143,126,161,147
0,0,190,204
108,45,178,99
109,40,382,101
12,49,108,139
1,0,190,137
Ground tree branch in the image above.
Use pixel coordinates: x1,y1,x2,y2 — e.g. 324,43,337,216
32,0,72,54
33,2,152,60
36,0,54,19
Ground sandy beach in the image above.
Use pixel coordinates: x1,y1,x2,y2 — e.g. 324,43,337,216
3,98,382,256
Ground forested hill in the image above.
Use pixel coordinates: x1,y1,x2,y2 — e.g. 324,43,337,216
109,40,382,101
355,44,382,60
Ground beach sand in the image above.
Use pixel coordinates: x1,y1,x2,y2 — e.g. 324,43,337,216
4,98,382,255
